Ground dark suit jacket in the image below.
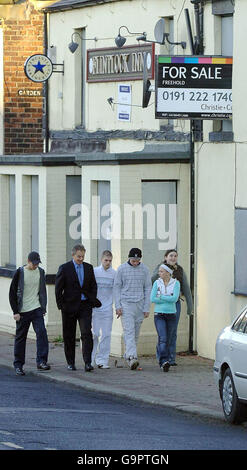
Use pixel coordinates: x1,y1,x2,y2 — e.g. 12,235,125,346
55,260,100,314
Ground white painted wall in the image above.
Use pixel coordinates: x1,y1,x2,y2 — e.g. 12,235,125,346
195,143,235,358
81,161,191,356
0,164,81,339
47,0,193,133
194,0,247,359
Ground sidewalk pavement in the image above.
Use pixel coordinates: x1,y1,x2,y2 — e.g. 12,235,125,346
0,331,224,422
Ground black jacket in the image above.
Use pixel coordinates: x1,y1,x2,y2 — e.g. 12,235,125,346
55,260,101,314
9,266,47,315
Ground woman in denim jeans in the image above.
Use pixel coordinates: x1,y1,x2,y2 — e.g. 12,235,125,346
150,264,180,372
151,249,193,365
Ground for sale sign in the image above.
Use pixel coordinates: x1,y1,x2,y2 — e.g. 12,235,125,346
155,56,232,119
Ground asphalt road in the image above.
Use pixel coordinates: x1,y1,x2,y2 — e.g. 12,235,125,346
0,366,247,453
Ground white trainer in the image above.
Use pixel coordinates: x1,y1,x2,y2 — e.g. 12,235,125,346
128,357,139,370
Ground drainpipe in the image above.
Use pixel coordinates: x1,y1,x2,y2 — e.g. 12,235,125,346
189,122,195,353
43,11,49,153
191,0,204,55
189,1,204,353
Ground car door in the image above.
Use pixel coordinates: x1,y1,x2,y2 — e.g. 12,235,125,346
229,308,247,399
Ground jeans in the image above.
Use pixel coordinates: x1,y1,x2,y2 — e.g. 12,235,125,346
154,313,177,366
169,300,181,364
14,308,49,368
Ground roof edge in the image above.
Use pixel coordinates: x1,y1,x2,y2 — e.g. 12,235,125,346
44,0,117,13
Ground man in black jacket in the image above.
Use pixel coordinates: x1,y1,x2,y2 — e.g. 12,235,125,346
55,244,101,372
9,251,50,376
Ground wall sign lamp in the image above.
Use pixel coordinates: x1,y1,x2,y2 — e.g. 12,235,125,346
68,32,98,53
115,20,186,49
115,25,146,48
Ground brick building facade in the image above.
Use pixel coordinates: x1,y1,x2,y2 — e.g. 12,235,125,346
0,1,53,154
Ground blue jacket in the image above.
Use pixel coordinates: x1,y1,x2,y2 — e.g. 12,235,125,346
150,279,180,314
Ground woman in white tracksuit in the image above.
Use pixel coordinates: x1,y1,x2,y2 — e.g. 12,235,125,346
92,251,116,368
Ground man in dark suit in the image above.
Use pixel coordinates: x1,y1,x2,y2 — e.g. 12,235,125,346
55,244,101,372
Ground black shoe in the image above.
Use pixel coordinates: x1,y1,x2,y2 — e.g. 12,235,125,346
15,367,25,376
37,362,51,371
161,361,170,372
170,362,177,366
85,363,94,372
67,364,77,371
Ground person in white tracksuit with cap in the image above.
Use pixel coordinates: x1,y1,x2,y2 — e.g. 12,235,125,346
92,251,116,369
113,248,152,370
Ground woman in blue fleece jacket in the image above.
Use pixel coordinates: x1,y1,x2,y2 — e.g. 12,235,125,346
150,264,180,372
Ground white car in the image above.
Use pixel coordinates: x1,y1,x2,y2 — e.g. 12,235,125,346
214,306,247,424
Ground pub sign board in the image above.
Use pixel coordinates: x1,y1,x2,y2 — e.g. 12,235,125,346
155,56,233,119
87,44,154,83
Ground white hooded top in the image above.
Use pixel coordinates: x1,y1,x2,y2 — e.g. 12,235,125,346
93,264,116,312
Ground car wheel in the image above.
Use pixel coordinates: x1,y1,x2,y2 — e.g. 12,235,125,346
221,368,246,424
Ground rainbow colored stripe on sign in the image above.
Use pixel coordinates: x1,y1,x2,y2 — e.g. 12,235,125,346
158,56,233,64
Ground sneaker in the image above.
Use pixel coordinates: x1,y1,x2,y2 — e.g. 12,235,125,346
15,367,25,376
97,364,110,369
37,362,51,371
161,361,170,372
129,357,139,370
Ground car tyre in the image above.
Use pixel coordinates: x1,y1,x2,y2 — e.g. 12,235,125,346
221,368,246,424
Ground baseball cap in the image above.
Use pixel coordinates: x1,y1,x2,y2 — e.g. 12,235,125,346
28,251,41,265
128,248,142,259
